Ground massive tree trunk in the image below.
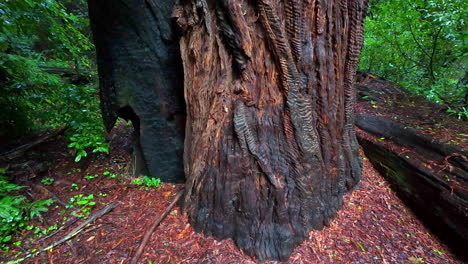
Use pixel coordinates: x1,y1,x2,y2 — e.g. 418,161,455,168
175,0,368,260
88,0,185,182
89,0,368,260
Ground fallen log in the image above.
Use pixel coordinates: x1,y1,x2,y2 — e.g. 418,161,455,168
0,126,67,161
356,114,468,261
39,66,93,85
357,114,468,172
39,66,91,76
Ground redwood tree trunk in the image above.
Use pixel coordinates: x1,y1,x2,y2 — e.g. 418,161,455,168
175,0,368,260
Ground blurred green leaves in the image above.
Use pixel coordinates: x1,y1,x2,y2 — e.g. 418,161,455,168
0,0,108,159
360,0,467,116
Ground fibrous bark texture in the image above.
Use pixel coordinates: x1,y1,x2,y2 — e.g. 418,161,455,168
88,0,185,181
175,0,368,260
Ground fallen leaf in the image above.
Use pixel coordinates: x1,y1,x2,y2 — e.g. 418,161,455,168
177,224,191,239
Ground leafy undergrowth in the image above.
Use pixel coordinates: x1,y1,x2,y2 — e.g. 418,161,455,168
0,123,462,264
0,171,54,253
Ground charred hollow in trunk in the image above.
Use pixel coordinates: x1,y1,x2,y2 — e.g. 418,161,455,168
175,0,368,260
89,0,368,260
88,0,186,182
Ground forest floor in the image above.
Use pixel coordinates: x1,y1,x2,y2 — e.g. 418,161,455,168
1,77,466,264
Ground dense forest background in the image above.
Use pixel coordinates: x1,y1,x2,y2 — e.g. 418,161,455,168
0,0,466,252
1,0,466,147
360,0,467,116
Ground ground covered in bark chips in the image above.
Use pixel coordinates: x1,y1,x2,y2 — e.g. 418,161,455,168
0,123,462,264
2,72,467,264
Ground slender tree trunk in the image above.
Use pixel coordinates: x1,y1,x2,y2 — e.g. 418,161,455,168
175,0,368,261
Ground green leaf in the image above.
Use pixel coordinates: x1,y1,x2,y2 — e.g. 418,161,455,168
356,242,366,252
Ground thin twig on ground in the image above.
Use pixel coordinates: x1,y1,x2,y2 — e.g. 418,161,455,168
130,189,184,264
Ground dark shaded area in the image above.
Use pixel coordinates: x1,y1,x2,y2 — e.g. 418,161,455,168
87,0,185,182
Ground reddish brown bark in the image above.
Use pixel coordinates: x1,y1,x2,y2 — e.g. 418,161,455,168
175,0,368,260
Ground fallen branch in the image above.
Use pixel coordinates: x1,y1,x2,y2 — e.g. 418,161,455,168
31,184,69,207
0,126,67,160
39,66,92,76
130,189,184,264
6,202,119,264
37,216,79,243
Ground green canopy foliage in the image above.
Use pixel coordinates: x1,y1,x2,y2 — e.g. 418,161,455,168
360,0,467,118
0,0,107,159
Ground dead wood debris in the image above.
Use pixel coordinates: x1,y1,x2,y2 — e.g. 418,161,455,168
0,126,67,161
5,202,118,264
130,189,184,264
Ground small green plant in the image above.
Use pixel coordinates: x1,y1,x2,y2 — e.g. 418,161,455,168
356,242,366,252
26,224,58,238
133,176,161,188
103,171,117,178
67,168,81,175
70,183,79,191
68,131,109,162
0,171,54,251
84,174,99,180
408,257,424,264
67,194,96,218
447,106,468,120
40,177,55,186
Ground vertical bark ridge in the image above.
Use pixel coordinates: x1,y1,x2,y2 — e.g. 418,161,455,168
233,100,280,187
258,0,321,160
216,0,250,73
285,0,304,62
342,0,368,188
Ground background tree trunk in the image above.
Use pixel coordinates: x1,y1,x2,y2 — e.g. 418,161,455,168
175,0,368,261
88,0,185,181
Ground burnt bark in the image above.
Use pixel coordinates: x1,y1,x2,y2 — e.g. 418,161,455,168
88,0,185,181
175,0,368,260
